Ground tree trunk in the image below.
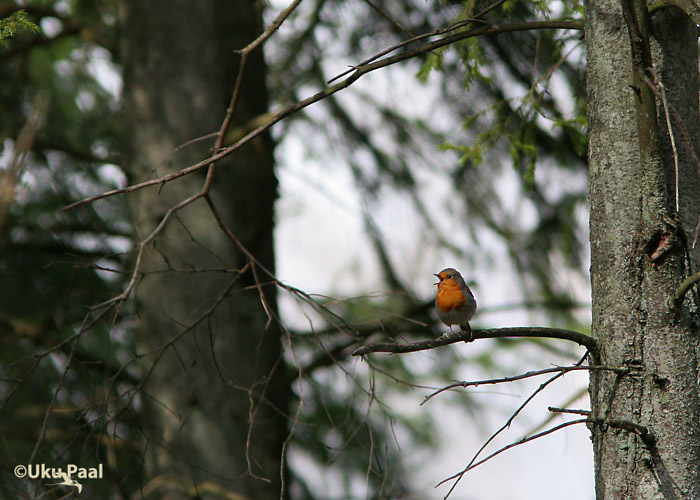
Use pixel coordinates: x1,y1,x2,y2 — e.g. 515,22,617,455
586,0,700,498
120,2,286,499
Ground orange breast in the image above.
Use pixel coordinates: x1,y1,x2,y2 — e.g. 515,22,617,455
436,285,467,312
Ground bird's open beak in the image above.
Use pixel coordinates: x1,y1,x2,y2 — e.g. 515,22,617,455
434,273,442,285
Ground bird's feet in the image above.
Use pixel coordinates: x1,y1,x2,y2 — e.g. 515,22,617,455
461,323,474,343
440,326,458,339
440,326,467,340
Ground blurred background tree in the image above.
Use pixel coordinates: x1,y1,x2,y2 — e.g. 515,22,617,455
0,1,590,498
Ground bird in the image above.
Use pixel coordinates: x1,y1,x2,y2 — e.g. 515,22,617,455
49,472,82,494
434,268,477,341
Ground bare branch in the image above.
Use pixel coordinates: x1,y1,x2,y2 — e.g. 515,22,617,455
601,419,654,442
589,418,656,448
327,0,520,85
435,416,655,497
671,270,700,310
548,406,592,416
642,68,679,212
438,351,589,498
28,334,81,466
361,0,415,37
63,19,582,212
437,419,589,494
421,364,625,405
238,0,302,54
64,0,302,313
352,327,597,356
640,67,700,247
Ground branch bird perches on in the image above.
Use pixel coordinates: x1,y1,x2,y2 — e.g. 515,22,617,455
352,327,597,356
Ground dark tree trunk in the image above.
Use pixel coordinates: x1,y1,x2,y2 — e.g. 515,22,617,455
121,2,287,499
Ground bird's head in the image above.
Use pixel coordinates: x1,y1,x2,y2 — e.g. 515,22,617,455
434,268,464,289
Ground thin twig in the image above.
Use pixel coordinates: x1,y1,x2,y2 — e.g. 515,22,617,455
64,19,582,212
437,351,589,499
548,406,591,416
640,68,700,245
524,387,589,436
670,270,700,310
113,271,249,419
421,363,624,405
362,0,414,37
205,197,278,326
328,0,511,85
91,191,206,311
66,1,304,318
207,1,303,194
588,417,656,448
602,419,653,442
279,327,305,500
648,69,679,212
437,419,589,493
237,0,303,54
27,333,81,466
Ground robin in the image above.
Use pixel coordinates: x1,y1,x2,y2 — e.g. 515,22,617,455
434,268,477,340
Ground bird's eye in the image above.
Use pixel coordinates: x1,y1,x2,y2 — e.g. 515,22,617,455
446,274,452,279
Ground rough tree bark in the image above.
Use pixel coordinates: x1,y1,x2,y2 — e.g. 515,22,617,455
586,0,700,498
121,2,286,499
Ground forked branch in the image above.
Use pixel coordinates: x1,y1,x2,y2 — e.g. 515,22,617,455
437,351,590,498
